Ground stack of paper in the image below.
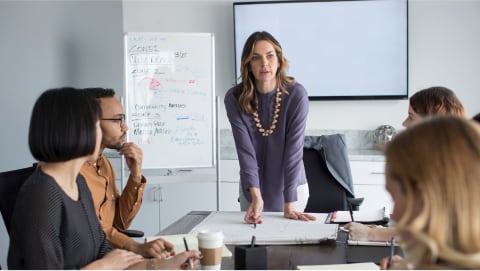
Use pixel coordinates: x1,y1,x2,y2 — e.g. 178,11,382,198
347,239,399,246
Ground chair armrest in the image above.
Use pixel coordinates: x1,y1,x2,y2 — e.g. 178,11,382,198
347,197,364,211
122,229,144,238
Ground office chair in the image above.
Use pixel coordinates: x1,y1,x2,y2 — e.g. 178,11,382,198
0,164,36,235
0,164,143,238
303,134,363,213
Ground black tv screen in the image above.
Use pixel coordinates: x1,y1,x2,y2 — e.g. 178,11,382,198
233,0,408,100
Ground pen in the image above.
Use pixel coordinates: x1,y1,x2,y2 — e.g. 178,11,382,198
388,237,395,268
349,205,355,222
253,222,256,229
183,236,194,269
250,235,256,248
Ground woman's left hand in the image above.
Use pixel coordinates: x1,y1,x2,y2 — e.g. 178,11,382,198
283,202,316,221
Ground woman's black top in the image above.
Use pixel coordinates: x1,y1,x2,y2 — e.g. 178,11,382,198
8,167,111,269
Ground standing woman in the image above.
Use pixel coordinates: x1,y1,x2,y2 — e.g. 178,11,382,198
225,31,315,224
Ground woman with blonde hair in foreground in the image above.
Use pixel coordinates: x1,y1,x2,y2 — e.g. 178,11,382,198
380,116,480,269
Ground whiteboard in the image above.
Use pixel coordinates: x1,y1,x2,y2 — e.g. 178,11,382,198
124,32,215,169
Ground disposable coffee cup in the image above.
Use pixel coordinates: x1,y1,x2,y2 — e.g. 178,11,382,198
197,230,224,270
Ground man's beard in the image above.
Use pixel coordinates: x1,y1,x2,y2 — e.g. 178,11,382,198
110,142,123,151
111,133,127,151
105,134,126,150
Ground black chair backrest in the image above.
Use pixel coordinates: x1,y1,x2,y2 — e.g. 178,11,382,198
303,148,350,213
0,165,36,234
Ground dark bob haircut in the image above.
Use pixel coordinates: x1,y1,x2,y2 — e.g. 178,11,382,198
29,87,102,162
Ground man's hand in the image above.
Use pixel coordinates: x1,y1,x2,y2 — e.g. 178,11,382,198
119,142,143,180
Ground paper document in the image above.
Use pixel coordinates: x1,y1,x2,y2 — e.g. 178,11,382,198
145,234,232,257
189,211,338,245
326,207,389,224
348,240,399,246
297,262,379,270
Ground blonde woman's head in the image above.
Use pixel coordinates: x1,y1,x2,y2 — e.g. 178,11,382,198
385,116,480,269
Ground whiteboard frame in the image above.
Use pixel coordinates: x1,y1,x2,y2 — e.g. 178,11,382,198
124,32,216,169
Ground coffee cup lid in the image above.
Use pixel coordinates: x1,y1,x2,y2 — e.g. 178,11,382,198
197,230,224,240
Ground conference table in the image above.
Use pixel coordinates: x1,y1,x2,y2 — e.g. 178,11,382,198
158,211,401,270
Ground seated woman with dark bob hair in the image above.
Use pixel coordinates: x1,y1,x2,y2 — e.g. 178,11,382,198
8,87,200,269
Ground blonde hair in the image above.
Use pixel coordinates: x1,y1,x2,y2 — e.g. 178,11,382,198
385,116,480,269
236,31,295,114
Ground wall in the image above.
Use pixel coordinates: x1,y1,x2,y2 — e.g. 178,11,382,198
0,1,123,172
0,0,123,268
123,0,480,132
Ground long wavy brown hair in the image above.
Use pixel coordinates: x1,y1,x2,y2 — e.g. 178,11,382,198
235,31,295,114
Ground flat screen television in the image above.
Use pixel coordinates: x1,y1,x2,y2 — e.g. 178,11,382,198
233,0,408,100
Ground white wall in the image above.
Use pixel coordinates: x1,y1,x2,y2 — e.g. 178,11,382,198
0,1,124,172
123,0,480,131
0,1,123,268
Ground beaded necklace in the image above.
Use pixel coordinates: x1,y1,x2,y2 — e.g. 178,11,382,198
252,88,282,136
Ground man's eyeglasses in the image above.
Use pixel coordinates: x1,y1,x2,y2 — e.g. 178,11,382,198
101,114,126,128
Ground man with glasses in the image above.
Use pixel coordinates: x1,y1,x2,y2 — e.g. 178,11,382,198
81,88,174,259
